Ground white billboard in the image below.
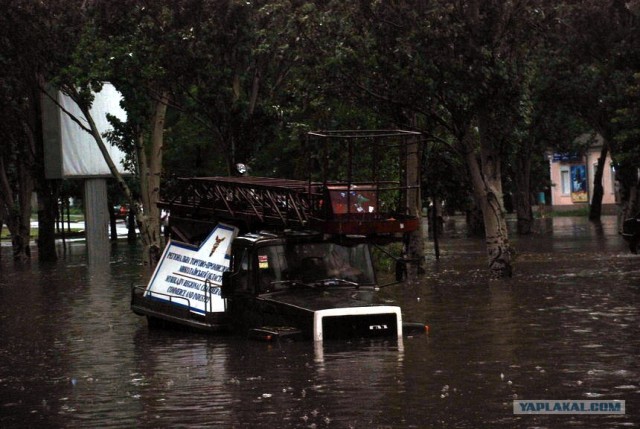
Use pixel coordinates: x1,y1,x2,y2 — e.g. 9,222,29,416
42,83,129,178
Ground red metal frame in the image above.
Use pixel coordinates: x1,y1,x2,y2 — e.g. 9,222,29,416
160,130,423,241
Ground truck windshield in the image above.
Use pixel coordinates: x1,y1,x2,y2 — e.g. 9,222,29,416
256,242,375,291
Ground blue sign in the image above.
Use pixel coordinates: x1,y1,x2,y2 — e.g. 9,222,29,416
552,153,581,162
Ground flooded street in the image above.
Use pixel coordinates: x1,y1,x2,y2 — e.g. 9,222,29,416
1,216,638,428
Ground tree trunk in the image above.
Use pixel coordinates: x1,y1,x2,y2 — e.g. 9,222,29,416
108,197,118,242
1,76,40,261
136,94,169,268
616,164,639,233
36,180,59,262
588,141,609,221
466,199,485,237
618,182,638,233
513,152,533,235
127,207,137,243
16,151,33,261
0,156,31,262
464,122,513,278
34,75,58,262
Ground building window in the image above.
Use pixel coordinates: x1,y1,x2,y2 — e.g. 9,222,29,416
561,167,571,195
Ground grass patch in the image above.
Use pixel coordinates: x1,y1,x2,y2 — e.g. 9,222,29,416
1,231,85,241
1,225,85,241
535,206,590,218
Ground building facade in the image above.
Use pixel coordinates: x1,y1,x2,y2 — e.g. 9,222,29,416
548,136,617,212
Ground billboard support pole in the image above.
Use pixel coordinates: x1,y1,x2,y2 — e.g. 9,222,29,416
84,178,109,264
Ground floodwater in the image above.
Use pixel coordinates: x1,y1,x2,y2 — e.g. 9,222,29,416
0,216,638,428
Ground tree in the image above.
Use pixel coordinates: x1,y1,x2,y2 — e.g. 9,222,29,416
0,0,81,262
48,1,183,267
172,0,314,177
612,73,640,225
307,0,556,277
0,103,34,262
505,52,591,234
610,3,640,225
56,0,307,267
554,0,639,221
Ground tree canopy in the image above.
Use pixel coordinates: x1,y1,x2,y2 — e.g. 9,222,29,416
1,0,638,274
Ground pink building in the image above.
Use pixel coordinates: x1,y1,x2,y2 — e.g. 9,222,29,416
548,135,617,212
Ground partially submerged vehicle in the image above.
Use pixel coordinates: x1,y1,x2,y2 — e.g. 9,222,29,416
131,130,427,341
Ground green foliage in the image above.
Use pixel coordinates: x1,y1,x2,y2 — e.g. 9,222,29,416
613,73,640,163
2,0,640,250
422,136,472,214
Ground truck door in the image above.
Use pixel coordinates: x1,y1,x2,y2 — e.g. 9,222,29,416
225,244,263,333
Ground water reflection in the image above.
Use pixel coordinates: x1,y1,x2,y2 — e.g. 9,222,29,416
0,216,639,428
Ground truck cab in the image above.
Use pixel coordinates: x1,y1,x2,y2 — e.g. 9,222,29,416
221,231,403,341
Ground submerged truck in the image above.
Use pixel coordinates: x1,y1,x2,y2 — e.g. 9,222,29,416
131,130,427,341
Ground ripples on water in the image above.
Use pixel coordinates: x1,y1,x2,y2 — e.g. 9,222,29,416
0,216,638,428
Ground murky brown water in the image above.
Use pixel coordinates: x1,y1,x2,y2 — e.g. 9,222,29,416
1,216,638,428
